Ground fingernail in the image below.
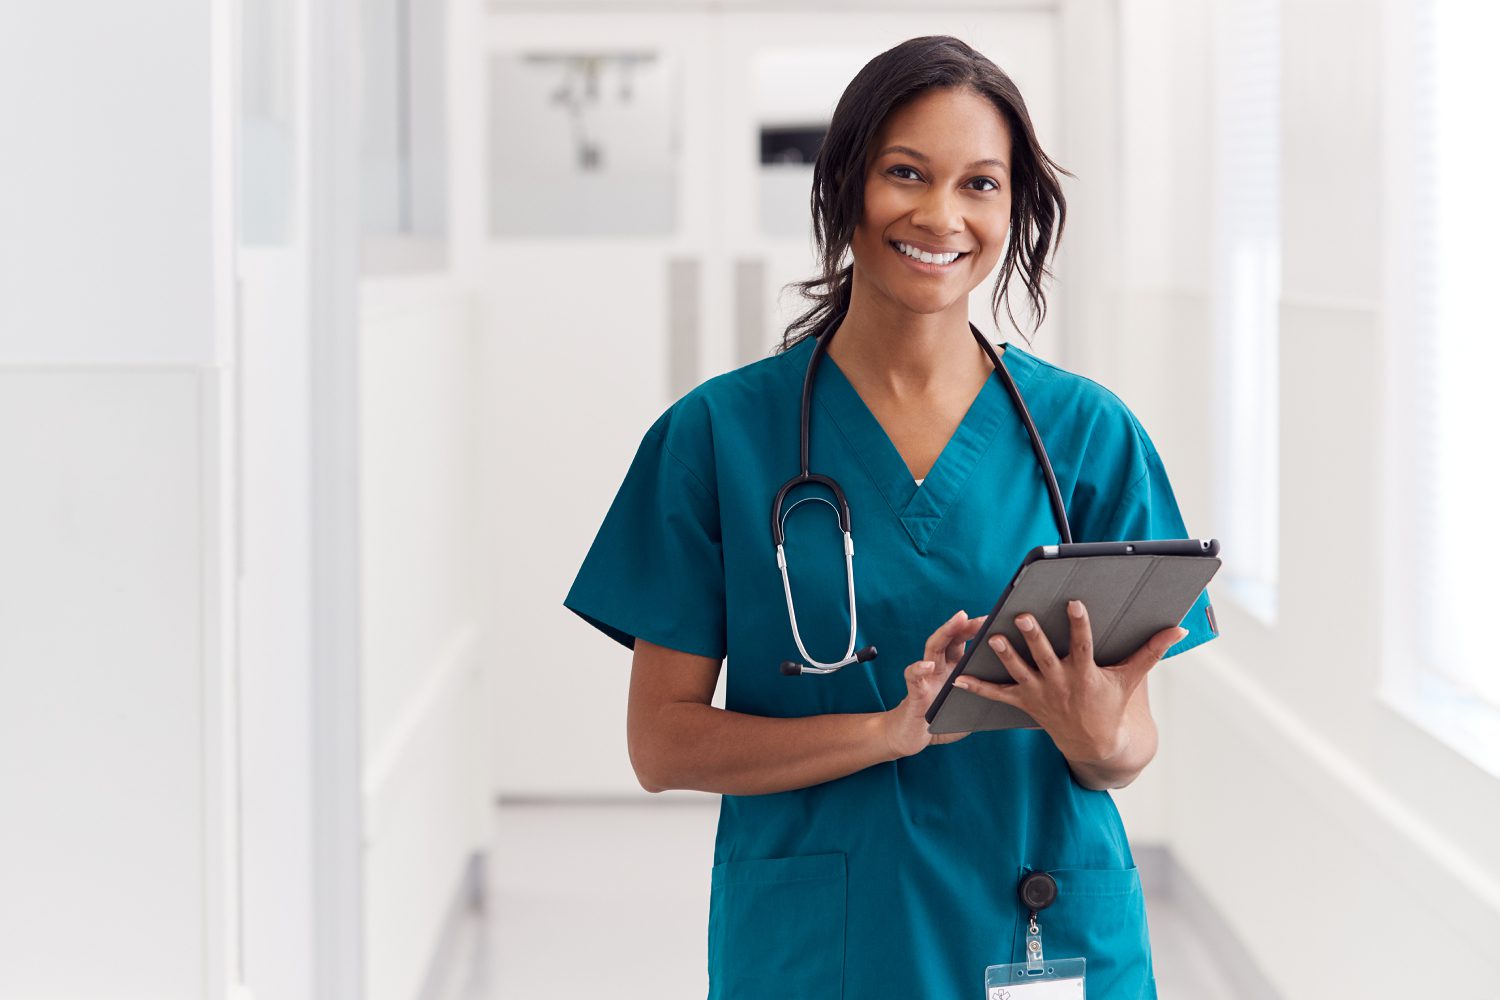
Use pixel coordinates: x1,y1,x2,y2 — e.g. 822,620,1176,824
1068,600,1083,619
954,679,972,691
1174,627,1189,641
951,610,965,621
1016,616,1034,632
990,636,1007,652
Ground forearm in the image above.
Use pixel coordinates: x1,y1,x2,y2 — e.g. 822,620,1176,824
1064,711,1158,790
638,703,896,796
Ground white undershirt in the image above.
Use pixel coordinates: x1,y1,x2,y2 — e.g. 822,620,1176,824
914,477,925,486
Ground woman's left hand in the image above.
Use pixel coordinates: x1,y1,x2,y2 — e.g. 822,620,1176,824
951,599,1186,764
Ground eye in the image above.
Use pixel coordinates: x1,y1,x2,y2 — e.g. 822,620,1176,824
887,165,1001,192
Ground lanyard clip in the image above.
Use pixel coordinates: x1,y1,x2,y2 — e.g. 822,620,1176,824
1025,911,1044,969
1017,871,1057,971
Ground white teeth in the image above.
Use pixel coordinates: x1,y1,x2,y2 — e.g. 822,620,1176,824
894,241,961,265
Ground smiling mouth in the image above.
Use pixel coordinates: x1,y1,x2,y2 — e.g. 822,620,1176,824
888,240,971,267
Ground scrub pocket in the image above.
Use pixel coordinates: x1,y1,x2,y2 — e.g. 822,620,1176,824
707,852,846,1000
1017,865,1156,1000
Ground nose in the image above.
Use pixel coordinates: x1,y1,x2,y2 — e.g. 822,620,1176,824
909,185,964,237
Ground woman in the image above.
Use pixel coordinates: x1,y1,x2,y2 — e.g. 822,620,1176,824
564,34,1217,999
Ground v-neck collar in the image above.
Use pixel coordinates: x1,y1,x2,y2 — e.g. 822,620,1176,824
809,337,1034,553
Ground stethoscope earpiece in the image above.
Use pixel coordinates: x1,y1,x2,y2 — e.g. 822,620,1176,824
780,644,876,677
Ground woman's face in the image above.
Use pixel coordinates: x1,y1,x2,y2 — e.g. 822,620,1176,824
850,86,1014,317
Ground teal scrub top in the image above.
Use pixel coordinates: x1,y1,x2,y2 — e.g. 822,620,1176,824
564,333,1219,1000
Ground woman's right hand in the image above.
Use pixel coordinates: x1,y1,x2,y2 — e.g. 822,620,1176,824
880,610,987,759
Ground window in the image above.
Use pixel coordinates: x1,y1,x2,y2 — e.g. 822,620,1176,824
1209,0,1281,623
1384,0,1500,772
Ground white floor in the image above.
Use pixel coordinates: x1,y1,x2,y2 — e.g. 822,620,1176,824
432,800,1248,1000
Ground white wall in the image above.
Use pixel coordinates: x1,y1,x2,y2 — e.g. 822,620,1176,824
0,2,235,997
1,1,492,996
1102,1,1500,996
0,373,219,997
359,276,488,1000
355,0,492,996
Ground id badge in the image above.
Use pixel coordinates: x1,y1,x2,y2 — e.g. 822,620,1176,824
984,891,1086,999
984,957,1085,999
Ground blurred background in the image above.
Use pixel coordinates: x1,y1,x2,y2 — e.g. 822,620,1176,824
2,0,1497,998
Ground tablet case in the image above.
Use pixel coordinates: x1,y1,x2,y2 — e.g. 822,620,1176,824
926,539,1221,734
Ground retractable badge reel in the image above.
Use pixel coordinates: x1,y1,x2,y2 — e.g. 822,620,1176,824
984,872,1087,998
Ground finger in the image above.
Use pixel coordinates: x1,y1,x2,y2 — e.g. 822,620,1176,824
949,617,983,651
1065,599,1095,666
924,610,970,663
988,632,1040,686
1013,614,1062,674
1118,626,1187,678
946,616,986,660
951,672,1025,707
923,610,961,661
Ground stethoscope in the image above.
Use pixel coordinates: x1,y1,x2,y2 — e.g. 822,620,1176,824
772,307,1074,676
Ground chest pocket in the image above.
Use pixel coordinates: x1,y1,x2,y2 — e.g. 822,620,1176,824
1012,865,1155,999
708,852,846,999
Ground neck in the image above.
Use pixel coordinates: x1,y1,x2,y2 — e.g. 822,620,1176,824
825,292,997,402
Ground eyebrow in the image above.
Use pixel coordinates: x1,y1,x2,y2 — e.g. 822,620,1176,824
876,145,1009,175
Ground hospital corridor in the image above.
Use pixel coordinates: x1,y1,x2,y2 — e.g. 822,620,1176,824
2,1,1498,999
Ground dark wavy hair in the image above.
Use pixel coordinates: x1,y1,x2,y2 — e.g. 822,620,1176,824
777,35,1072,353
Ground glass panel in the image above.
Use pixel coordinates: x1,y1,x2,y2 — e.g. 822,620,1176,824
360,0,448,268
240,0,297,246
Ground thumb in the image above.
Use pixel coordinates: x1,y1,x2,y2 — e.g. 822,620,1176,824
1125,627,1186,675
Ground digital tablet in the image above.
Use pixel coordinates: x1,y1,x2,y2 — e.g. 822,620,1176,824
925,538,1222,735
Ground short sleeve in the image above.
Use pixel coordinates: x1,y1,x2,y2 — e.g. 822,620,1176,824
1084,434,1221,660
563,420,727,660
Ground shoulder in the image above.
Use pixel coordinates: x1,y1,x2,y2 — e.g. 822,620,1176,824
1004,344,1158,470
1001,344,1173,539
641,338,809,487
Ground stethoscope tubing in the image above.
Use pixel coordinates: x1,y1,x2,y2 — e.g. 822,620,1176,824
772,307,1072,675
